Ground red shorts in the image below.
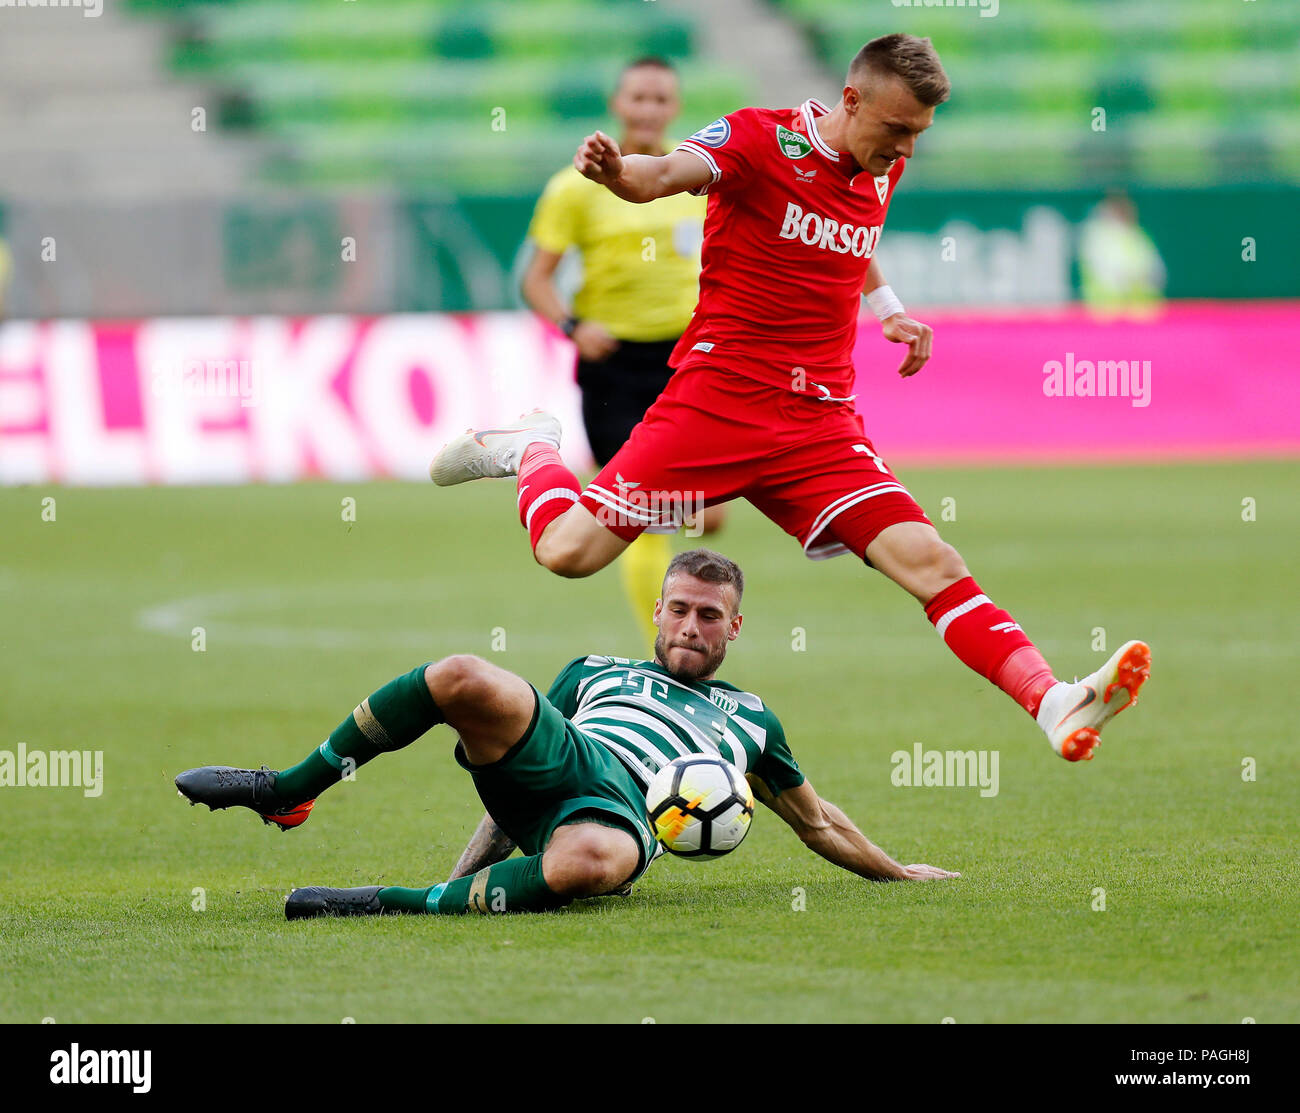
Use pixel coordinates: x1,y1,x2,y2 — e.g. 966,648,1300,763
578,365,932,560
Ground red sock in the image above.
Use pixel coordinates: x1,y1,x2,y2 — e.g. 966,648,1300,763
517,444,580,551
924,576,1057,718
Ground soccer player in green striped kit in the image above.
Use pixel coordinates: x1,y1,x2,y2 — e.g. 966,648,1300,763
175,550,957,918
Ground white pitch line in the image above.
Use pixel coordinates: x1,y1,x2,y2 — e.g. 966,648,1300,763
135,584,455,651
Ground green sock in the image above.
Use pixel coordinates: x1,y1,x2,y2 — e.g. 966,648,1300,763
380,855,569,915
376,884,442,913
274,663,442,803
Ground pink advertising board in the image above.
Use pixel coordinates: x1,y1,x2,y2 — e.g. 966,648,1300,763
1,303,1295,486
0,313,590,486
851,302,1299,463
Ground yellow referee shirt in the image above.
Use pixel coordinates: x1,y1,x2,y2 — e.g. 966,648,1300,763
528,165,706,342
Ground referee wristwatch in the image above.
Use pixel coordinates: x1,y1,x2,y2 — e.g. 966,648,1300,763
560,315,581,338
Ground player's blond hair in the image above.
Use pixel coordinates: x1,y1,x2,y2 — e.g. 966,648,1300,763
848,34,951,107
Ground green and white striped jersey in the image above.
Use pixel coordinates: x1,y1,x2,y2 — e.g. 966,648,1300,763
546,655,805,797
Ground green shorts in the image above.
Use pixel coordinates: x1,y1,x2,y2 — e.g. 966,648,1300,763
454,687,658,882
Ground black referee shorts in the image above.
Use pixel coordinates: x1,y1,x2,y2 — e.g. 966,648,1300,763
576,337,680,467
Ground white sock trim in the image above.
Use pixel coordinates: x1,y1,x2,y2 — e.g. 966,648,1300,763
524,487,579,530
933,593,992,640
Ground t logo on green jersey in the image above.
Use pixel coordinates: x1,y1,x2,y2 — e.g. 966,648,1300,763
776,125,813,160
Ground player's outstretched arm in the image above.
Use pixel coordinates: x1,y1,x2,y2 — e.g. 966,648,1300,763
573,130,712,203
749,776,959,882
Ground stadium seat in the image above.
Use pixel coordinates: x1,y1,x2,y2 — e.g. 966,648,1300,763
121,0,732,192
769,0,1300,187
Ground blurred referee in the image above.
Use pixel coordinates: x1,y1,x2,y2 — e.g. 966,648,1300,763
521,56,726,648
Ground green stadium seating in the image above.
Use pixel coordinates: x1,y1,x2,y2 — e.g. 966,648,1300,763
123,0,741,191
124,0,1298,190
772,0,1300,186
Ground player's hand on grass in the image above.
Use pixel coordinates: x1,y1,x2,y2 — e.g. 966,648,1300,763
573,320,620,362
881,314,933,378
899,863,961,880
575,130,625,187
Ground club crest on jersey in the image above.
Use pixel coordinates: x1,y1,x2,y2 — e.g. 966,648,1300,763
709,689,739,716
689,118,731,148
776,125,813,160
874,174,890,203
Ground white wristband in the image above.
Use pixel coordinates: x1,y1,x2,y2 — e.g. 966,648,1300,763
865,285,905,322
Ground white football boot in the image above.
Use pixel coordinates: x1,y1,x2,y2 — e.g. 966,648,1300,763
1036,639,1151,761
429,411,561,486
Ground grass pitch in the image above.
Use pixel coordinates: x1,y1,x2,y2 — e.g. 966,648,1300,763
1,461,1296,1023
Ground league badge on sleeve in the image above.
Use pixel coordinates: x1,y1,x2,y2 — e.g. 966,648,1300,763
689,117,732,148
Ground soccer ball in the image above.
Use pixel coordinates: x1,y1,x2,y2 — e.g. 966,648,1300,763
645,755,754,858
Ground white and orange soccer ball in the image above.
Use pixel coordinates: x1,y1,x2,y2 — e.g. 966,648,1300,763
646,755,754,858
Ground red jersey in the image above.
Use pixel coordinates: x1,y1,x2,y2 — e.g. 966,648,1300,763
672,98,905,399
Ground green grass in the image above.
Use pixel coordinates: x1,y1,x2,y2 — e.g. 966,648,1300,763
1,461,1296,1023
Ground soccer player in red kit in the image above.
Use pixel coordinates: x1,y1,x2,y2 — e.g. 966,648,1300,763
432,34,1150,765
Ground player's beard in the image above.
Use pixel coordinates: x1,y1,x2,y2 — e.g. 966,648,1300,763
654,629,728,683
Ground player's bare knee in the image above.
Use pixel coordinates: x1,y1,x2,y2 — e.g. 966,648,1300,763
932,541,969,585
549,827,635,896
903,537,959,576
425,654,493,709
536,532,598,579
884,535,969,602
